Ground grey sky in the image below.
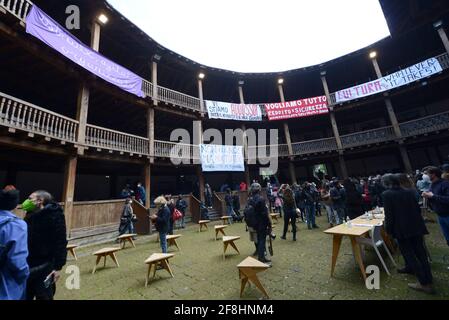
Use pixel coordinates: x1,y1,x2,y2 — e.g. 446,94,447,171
107,0,390,73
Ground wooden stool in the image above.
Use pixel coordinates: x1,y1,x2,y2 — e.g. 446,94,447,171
117,234,137,249
221,216,232,225
67,244,78,261
198,220,210,232
167,234,182,251
92,247,121,274
144,253,175,287
223,236,241,259
215,225,228,240
237,257,270,299
270,213,280,224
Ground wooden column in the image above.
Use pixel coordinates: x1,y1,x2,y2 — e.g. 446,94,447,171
278,83,296,183
320,72,348,179
371,57,412,173
62,156,77,238
152,60,158,105
148,107,155,163
436,25,449,55
75,21,101,155
198,78,205,114
239,82,251,187
196,165,205,202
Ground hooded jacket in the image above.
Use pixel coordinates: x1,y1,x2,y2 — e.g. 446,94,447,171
0,210,29,300
24,203,67,271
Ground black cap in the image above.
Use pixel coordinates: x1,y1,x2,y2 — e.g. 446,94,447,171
0,189,20,211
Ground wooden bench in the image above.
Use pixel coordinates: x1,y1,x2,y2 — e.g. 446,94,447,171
221,216,232,225
215,225,228,240
117,234,137,249
67,244,78,261
92,247,121,274
144,253,175,287
237,256,270,299
198,220,210,232
223,236,241,259
167,234,182,251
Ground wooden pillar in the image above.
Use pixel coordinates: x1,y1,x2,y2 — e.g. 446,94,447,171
289,162,297,185
90,22,101,52
320,72,348,179
436,25,449,55
147,108,155,163
144,163,151,208
371,56,412,174
196,165,205,202
198,78,205,114
278,83,296,183
239,82,251,187
152,59,158,105
62,156,77,238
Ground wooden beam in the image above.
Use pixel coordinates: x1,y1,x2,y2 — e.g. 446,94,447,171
0,135,70,156
62,156,77,238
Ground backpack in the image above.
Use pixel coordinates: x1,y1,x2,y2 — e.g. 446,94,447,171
243,199,258,229
0,218,15,268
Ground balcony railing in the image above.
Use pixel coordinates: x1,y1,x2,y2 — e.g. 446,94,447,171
157,86,201,112
0,91,78,142
0,0,32,22
400,110,449,138
341,126,396,148
141,79,154,99
85,125,149,155
247,144,289,161
154,140,199,160
292,137,338,155
436,53,449,70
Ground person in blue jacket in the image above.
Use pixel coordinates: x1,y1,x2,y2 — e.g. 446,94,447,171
0,186,29,300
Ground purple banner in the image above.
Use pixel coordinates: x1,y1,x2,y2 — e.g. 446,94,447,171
26,5,144,98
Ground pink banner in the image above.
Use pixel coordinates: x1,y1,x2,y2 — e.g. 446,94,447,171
265,96,329,121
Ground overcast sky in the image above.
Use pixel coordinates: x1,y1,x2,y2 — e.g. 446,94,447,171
107,0,390,73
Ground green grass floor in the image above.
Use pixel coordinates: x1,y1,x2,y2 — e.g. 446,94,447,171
56,214,449,300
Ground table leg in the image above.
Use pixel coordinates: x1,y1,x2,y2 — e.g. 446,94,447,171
331,234,343,277
350,236,367,281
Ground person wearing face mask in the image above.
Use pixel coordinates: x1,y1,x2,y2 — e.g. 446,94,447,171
423,166,449,250
150,196,170,254
0,186,29,300
22,190,67,300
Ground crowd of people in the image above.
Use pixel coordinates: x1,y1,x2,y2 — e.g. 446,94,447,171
1,163,448,299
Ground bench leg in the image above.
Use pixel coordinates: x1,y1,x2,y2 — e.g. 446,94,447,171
110,253,120,267
145,264,152,287
248,274,269,299
230,241,240,255
130,238,136,248
92,255,102,274
240,276,249,298
223,243,229,260
173,240,180,251
162,259,174,278
103,255,107,268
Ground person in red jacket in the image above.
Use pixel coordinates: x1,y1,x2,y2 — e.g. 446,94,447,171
240,181,247,192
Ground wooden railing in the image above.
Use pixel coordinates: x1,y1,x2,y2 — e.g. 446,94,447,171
86,124,149,155
0,0,33,22
141,79,154,99
340,126,396,148
400,110,449,138
0,91,78,142
213,192,226,217
157,85,202,111
247,144,289,161
292,137,338,155
190,195,201,223
154,140,199,160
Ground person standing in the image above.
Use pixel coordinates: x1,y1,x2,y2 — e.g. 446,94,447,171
118,198,135,237
330,181,345,224
135,182,146,206
175,195,188,229
321,184,336,227
22,190,67,300
151,196,170,253
343,179,364,220
240,181,247,192
302,183,319,230
166,195,175,235
232,191,243,222
0,186,29,300
423,167,449,248
281,187,297,241
204,184,213,209
224,189,234,224
382,174,434,294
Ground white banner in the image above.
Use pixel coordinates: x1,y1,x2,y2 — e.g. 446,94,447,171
200,144,245,172
206,100,262,121
335,57,443,103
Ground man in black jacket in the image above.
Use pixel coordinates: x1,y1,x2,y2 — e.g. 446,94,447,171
248,183,272,265
382,174,434,294
22,190,67,300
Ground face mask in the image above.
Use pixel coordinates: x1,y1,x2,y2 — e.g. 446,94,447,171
22,199,37,212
